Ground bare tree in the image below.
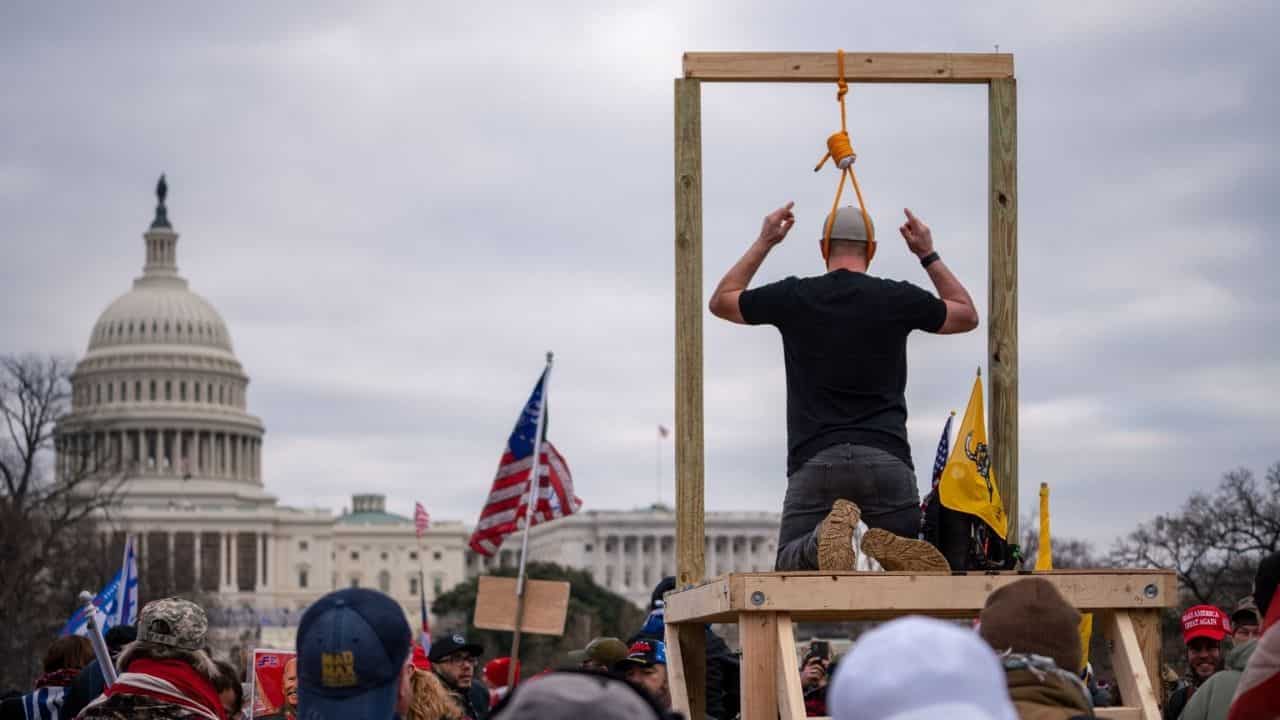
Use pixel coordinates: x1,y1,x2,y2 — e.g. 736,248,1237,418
1111,463,1280,607
0,355,125,690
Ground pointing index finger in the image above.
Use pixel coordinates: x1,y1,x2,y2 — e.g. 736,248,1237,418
903,208,918,223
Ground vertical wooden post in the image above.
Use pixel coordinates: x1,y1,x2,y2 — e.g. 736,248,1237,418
674,77,706,588
1131,609,1165,708
988,77,1019,542
674,76,707,720
740,613,780,720
1106,611,1163,720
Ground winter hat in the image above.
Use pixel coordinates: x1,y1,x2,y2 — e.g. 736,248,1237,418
979,578,1082,672
829,616,1017,720
496,671,664,720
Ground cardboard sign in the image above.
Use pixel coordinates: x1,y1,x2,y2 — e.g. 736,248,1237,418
473,575,571,636
249,649,298,720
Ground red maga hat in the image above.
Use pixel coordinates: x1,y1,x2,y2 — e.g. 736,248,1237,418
1181,605,1230,643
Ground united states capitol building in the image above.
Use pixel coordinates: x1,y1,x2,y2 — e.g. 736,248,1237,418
57,179,779,629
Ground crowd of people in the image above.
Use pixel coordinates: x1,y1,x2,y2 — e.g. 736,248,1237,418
2,551,1276,720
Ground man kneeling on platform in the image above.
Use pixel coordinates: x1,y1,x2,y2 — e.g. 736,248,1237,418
710,202,979,571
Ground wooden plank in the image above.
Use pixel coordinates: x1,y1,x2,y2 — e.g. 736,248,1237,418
683,52,1013,83
1131,609,1165,709
988,77,1019,543
664,621,691,719
740,613,779,720
775,615,807,720
676,622,707,720
1107,611,1163,720
664,571,1177,624
674,77,705,589
472,576,571,635
1096,709,1142,720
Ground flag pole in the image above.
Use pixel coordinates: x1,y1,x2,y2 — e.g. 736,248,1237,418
78,590,118,686
508,351,553,689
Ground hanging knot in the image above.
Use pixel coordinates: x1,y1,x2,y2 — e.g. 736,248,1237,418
836,79,848,101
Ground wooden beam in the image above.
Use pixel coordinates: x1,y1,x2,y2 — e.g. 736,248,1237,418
1096,709,1142,720
740,613,780,720
988,77,1019,543
674,77,706,589
664,621,691,719
775,615,806,720
1107,611,1163,720
1131,610,1165,709
664,571,1177,624
683,52,1013,83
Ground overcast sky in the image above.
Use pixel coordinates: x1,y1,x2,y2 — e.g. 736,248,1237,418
3,1,1276,549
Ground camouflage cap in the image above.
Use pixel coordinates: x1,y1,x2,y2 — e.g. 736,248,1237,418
137,597,208,651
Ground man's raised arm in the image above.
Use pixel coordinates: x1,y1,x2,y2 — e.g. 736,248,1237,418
708,202,795,324
899,208,979,334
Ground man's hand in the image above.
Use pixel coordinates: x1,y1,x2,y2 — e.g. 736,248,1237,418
800,658,827,690
899,208,934,257
758,201,795,246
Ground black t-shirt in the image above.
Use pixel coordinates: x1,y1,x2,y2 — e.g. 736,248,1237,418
738,269,947,475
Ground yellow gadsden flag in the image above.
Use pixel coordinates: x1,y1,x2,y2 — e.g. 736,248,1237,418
939,372,1008,539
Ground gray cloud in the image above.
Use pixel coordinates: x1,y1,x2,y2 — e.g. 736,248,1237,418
3,1,1276,549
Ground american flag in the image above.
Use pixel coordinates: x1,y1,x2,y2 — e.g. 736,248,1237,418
469,368,580,556
414,502,430,539
932,411,955,488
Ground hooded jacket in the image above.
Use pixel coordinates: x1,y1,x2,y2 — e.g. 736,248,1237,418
1001,655,1094,720
1179,641,1255,720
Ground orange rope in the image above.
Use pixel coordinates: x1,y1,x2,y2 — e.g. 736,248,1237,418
816,49,875,264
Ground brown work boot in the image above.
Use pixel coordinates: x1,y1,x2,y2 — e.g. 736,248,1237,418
816,499,861,571
861,528,950,572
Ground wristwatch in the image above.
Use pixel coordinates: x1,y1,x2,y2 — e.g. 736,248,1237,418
920,251,941,268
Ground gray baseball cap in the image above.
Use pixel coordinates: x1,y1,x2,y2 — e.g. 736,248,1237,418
824,205,875,243
137,597,209,651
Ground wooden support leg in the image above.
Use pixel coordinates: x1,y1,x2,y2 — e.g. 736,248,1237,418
775,614,806,720
741,613,780,720
667,621,706,720
1107,610,1162,720
665,621,691,719
1131,609,1164,708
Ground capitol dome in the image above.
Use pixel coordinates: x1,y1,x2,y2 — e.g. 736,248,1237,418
59,176,267,499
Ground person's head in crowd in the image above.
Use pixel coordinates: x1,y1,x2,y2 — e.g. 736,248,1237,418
295,588,413,720
42,635,94,674
103,625,137,658
493,670,670,720
279,656,298,716
484,656,520,707
978,577,1083,672
429,633,484,690
830,616,1017,720
213,659,244,719
1231,596,1263,645
615,640,670,710
650,577,676,611
406,668,463,720
1255,550,1280,619
119,597,220,679
1179,605,1229,684
567,637,629,673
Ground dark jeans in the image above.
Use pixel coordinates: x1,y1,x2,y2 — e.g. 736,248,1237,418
774,443,922,570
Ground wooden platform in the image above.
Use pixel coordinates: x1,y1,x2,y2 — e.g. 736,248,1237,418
663,570,1176,720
